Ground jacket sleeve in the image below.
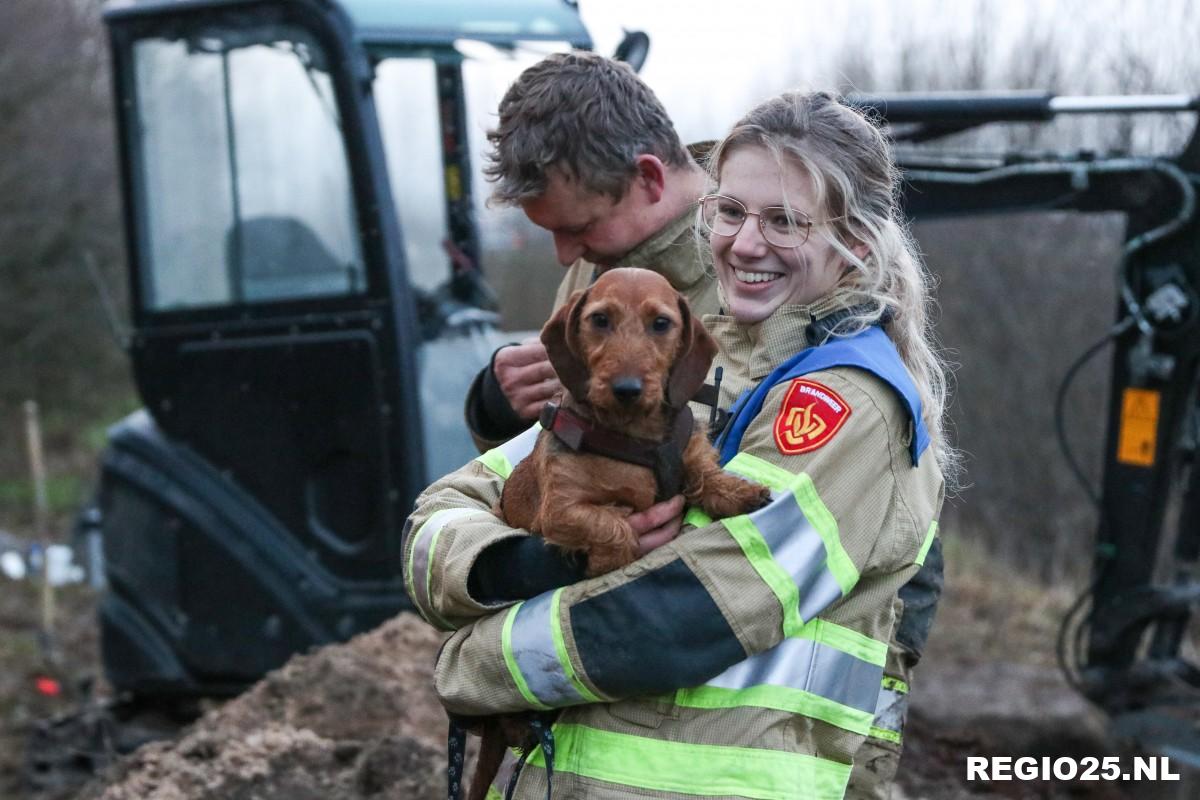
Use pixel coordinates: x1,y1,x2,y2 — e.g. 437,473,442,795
402,464,517,631
402,425,539,630
403,422,589,629
434,370,929,715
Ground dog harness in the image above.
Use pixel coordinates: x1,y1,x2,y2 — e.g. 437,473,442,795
538,401,696,502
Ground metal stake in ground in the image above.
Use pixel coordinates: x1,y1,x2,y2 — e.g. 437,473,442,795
24,399,58,665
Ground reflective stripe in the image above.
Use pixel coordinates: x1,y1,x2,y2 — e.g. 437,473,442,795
502,589,589,707
726,454,856,592
684,506,714,528
501,603,548,709
881,675,909,694
708,637,880,714
476,424,540,479
718,459,856,636
723,514,803,634
915,521,938,566
677,634,882,734
528,723,851,800
869,683,908,744
550,590,602,703
487,749,519,799
676,617,885,735
406,507,480,629
802,618,886,666
791,472,857,594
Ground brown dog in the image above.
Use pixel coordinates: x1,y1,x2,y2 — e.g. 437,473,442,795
463,268,769,800
500,267,770,573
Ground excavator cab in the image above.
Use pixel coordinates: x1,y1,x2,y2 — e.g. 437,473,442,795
95,0,593,697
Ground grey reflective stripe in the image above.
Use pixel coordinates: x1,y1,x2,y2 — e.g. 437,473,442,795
410,508,480,624
746,488,843,622
510,591,585,706
498,424,539,471
873,686,908,734
707,635,882,715
491,749,519,796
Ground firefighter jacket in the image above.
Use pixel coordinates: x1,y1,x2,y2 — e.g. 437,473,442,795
464,204,719,453
405,292,945,800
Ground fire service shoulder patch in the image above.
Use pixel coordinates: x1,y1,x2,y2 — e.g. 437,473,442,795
773,378,852,455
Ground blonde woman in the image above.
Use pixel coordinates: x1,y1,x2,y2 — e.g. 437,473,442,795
406,91,953,800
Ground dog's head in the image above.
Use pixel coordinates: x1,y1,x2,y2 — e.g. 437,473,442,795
541,268,717,421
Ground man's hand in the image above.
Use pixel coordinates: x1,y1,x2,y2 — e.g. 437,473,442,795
494,337,563,420
630,495,685,556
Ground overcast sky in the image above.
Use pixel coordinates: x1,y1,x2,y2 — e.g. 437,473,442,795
571,0,1199,143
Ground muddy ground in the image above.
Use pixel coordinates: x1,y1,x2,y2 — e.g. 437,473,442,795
3,537,1199,800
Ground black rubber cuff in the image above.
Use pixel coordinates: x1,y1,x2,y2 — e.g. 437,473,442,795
468,536,587,603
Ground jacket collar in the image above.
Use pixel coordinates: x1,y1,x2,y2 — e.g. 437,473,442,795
704,288,868,380
596,205,709,293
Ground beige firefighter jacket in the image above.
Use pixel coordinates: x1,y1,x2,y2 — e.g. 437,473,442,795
405,294,945,800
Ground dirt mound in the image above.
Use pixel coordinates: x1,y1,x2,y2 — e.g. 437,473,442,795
81,612,449,800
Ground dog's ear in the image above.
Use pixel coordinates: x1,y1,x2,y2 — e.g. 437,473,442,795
667,293,718,407
541,288,591,402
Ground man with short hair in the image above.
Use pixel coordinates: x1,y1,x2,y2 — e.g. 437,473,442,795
463,51,715,449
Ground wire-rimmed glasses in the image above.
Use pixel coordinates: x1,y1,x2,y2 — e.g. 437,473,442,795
699,194,817,248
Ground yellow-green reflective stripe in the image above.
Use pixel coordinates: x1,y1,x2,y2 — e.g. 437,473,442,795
871,684,908,743
723,515,805,637
869,726,902,744
797,618,886,666
407,508,478,630
915,521,938,566
550,590,601,703
725,451,795,490
791,473,856,595
684,624,884,735
725,453,858,596
881,675,909,694
508,590,587,706
500,603,550,710
476,448,512,478
684,507,714,528
475,424,541,478
675,684,872,735
527,723,851,800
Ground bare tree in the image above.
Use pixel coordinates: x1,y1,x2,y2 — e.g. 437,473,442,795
0,0,129,481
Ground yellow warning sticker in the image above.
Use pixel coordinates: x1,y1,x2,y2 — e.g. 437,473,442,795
1116,388,1160,467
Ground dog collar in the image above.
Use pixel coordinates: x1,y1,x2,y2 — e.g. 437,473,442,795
539,402,694,501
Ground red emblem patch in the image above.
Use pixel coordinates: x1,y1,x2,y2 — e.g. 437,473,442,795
773,379,852,455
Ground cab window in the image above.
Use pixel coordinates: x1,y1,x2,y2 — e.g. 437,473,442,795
132,23,365,311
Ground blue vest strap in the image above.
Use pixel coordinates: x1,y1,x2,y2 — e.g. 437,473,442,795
715,327,929,466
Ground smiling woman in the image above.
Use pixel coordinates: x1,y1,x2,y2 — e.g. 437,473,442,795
702,148,853,321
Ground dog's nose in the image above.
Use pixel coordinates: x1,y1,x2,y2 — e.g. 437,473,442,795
611,377,643,403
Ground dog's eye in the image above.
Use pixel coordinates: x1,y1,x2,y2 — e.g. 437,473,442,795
652,316,672,333
590,312,609,329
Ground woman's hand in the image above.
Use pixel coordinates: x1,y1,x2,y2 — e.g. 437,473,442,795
629,495,685,556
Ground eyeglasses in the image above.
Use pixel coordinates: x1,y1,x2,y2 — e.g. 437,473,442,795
699,194,824,248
